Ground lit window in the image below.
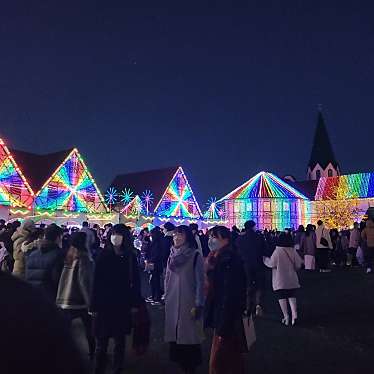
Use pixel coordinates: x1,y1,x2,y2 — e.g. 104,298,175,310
263,202,271,211
283,202,290,211
246,202,252,211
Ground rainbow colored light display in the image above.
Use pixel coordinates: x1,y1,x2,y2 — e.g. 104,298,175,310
315,173,374,200
35,149,107,213
154,167,202,219
0,139,34,208
219,172,311,230
121,195,143,216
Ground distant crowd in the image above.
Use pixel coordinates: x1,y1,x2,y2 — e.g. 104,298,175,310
0,215,373,374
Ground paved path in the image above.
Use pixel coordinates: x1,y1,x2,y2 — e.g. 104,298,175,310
72,268,374,373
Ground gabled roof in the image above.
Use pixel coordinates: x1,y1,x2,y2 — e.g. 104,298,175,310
153,167,203,219
0,139,34,208
219,172,309,201
10,148,73,194
308,111,339,170
315,172,374,200
288,180,319,200
110,166,179,207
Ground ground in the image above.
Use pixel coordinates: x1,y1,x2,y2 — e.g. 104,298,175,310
73,268,374,373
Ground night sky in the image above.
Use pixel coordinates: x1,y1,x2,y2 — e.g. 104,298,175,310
1,1,373,206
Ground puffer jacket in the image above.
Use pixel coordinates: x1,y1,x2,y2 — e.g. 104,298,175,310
12,229,31,278
362,220,374,248
56,253,94,309
25,240,64,302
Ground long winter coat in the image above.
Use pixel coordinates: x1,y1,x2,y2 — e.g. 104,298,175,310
56,252,94,310
12,228,31,278
264,246,303,291
204,247,247,339
315,225,332,249
25,240,64,301
349,228,361,249
236,230,266,272
164,245,205,345
300,232,317,256
362,220,374,248
90,249,142,337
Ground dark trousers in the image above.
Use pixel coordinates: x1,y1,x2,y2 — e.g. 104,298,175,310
95,335,126,374
316,248,330,270
365,247,374,269
61,309,95,356
150,268,162,301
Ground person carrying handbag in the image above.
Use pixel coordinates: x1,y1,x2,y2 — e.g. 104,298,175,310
264,232,303,326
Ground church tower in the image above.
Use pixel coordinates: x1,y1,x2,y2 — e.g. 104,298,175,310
307,109,340,181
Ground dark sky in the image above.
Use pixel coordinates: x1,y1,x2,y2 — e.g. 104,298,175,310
1,1,373,208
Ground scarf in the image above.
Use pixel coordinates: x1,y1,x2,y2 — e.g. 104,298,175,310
168,244,196,272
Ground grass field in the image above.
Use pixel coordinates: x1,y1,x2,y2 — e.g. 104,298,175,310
73,267,374,373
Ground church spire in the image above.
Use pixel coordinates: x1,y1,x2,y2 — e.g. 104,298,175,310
307,109,340,180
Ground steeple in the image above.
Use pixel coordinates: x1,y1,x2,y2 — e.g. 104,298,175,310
307,109,340,181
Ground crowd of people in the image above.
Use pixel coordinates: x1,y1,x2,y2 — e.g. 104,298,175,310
0,214,373,374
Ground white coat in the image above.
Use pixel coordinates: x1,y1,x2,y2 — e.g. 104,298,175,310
315,225,332,249
164,247,204,345
264,246,303,291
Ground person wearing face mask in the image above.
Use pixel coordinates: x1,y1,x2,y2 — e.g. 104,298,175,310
90,224,142,374
25,224,65,302
164,225,205,374
204,226,247,374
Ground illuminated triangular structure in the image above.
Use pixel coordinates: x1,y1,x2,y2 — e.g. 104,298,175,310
121,195,143,216
219,171,308,201
35,149,108,213
154,167,202,219
0,139,34,208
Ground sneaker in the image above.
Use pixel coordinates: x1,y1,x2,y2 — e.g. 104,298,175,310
255,305,263,317
292,318,298,326
366,268,372,274
145,297,153,303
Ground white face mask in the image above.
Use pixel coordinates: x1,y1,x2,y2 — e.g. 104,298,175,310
208,237,220,252
111,234,123,247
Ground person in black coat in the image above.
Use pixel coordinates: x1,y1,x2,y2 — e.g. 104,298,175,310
25,224,65,302
161,222,175,267
236,220,267,316
91,224,142,374
0,271,86,374
204,226,247,374
146,227,164,304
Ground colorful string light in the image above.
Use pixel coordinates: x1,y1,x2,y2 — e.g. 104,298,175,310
120,188,134,205
0,139,34,208
154,167,202,219
35,149,108,213
105,187,118,206
141,190,154,215
121,195,143,216
315,173,374,200
204,197,221,220
219,171,310,230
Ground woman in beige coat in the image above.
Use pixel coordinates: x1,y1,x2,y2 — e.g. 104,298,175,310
11,219,36,278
